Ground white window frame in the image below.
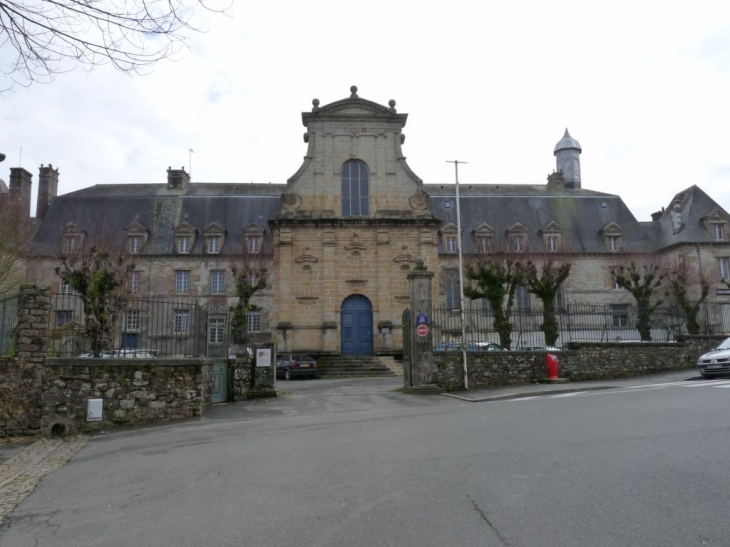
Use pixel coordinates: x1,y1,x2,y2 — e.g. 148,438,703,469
611,304,629,328
445,236,457,253
513,236,525,252
515,285,530,311
64,236,78,253
718,257,730,280
128,236,142,254
247,312,261,333
476,236,491,253
175,270,190,294
714,224,725,241
207,237,220,254
210,270,225,294
178,237,191,254
546,235,559,252
607,236,620,252
128,271,141,294
208,318,225,344
174,309,191,334
247,236,261,254
59,279,72,295
124,310,141,332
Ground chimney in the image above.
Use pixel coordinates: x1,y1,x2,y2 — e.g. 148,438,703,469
650,207,665,222
8,167,33,217
546,170,565,190
37,164,59,219
167,166,190,190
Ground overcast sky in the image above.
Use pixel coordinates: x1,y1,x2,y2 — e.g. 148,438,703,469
2,0,730,221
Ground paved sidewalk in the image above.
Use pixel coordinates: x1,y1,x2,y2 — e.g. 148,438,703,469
442,369,702,402
0,437,89,524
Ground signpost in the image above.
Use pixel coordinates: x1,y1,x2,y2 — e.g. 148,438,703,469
417,324,428,337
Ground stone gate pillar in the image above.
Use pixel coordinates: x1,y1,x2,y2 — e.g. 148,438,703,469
406,259,439,392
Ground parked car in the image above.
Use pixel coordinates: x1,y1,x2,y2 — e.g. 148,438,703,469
434,342,479,351
697,337,730,378
519,346,562,352
276,354,318,380
78,350,118,358
475,342,507,351
116,349,158,359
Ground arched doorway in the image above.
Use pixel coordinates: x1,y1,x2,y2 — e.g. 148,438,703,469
340,295,374,355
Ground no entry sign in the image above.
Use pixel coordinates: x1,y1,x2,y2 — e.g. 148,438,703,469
417,324,428,337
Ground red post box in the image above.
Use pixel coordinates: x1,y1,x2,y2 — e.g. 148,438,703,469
546,354,559,380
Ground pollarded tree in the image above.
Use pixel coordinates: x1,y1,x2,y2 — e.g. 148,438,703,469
664,257,712,335
0,0,228,89
523,255,571,346
613,258,664,341
55,220,135,355
464,248,525,350
230,251,272,351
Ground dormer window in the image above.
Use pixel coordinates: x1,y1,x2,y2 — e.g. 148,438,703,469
65,236,78,253
714,223,725,241
601,222,623,252
60,223,85,255
508,223,529,253
243,222,265,255
207,237,221,254
446,237,457,253
539,221,563,253
440,223,459,254
473,223,495,254
129,236,142,254
178,237,191,254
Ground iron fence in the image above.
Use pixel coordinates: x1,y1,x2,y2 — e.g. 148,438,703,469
0,296,18,356
431,301,730,350
47,293,231,358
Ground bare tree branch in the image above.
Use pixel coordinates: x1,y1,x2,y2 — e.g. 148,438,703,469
0,0,230,89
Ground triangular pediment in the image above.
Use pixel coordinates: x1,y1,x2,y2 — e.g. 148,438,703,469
601,221,623,235
473,223,494,235
204,221,226,234
539,221,563,234
174,221,196,234
440,222,458,234
62,222,84,234
125,220,147,234
702,207,730,223
508,222,528,234
243,222,265,235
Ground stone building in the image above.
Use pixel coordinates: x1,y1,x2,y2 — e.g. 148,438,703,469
8,87,730,355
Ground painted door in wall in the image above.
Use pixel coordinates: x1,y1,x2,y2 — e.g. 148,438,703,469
341,295,374,355
212,361,228,403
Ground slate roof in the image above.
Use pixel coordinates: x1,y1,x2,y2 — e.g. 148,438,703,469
31,183,284,256
425,183,654,254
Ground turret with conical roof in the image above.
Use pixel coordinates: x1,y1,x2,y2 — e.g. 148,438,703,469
554,129,582,189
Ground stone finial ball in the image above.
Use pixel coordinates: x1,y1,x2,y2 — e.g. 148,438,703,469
312,98,320,107
415,258,425,269
350,85,358,94
389,99,396,108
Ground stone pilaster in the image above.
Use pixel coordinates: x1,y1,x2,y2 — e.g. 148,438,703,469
15,285,50,363
406,260,439,392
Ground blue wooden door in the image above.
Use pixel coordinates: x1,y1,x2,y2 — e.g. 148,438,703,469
341,295,373,355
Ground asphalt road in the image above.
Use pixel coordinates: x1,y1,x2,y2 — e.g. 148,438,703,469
2,374,729,547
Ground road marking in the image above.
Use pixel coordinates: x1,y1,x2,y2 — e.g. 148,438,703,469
510,397,541,402
550,392,587,398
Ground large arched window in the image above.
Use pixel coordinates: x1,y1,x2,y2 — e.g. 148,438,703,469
341,160,369,216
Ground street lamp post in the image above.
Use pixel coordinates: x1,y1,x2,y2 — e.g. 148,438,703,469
446,160,468,389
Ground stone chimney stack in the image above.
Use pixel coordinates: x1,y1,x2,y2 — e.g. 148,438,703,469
650,207,665,222
37,164,59,219
554,129,582,189
546,170,565,190
8,167,33,216
167,166,190,190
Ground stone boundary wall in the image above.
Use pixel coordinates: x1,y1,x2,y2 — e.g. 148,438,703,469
432,335,727,391
41,358,214,435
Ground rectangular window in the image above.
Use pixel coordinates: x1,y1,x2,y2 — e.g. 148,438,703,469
55,310,73,327
247,312,261,333
64,236,79,253
719,257,730,280
481,298,492,316
124,310,141,331
607,236,620,252
513,236,525,252
174,310,191,334
445,236,457,253
445,269,460,310
208,318,225,343
128,236,142,254
175,270,190,294
128,271,141,294
554,283,565,311
207,237,220,254
546,235,559,252
247,236,260,254
515,285,530,311
714,224,725,241
249,272,259,287
178,237,191,254
611,304,629,327
612,269,623,290
59,279,72,295
476,236,491,253
210,270,225,294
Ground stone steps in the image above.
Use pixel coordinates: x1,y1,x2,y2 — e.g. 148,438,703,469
317,357,398,378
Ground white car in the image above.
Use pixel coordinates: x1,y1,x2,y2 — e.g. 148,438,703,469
697,337,730,378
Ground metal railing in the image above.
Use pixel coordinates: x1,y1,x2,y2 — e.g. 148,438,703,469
47,293,231,358
0,296,18,356
430,301,730,349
